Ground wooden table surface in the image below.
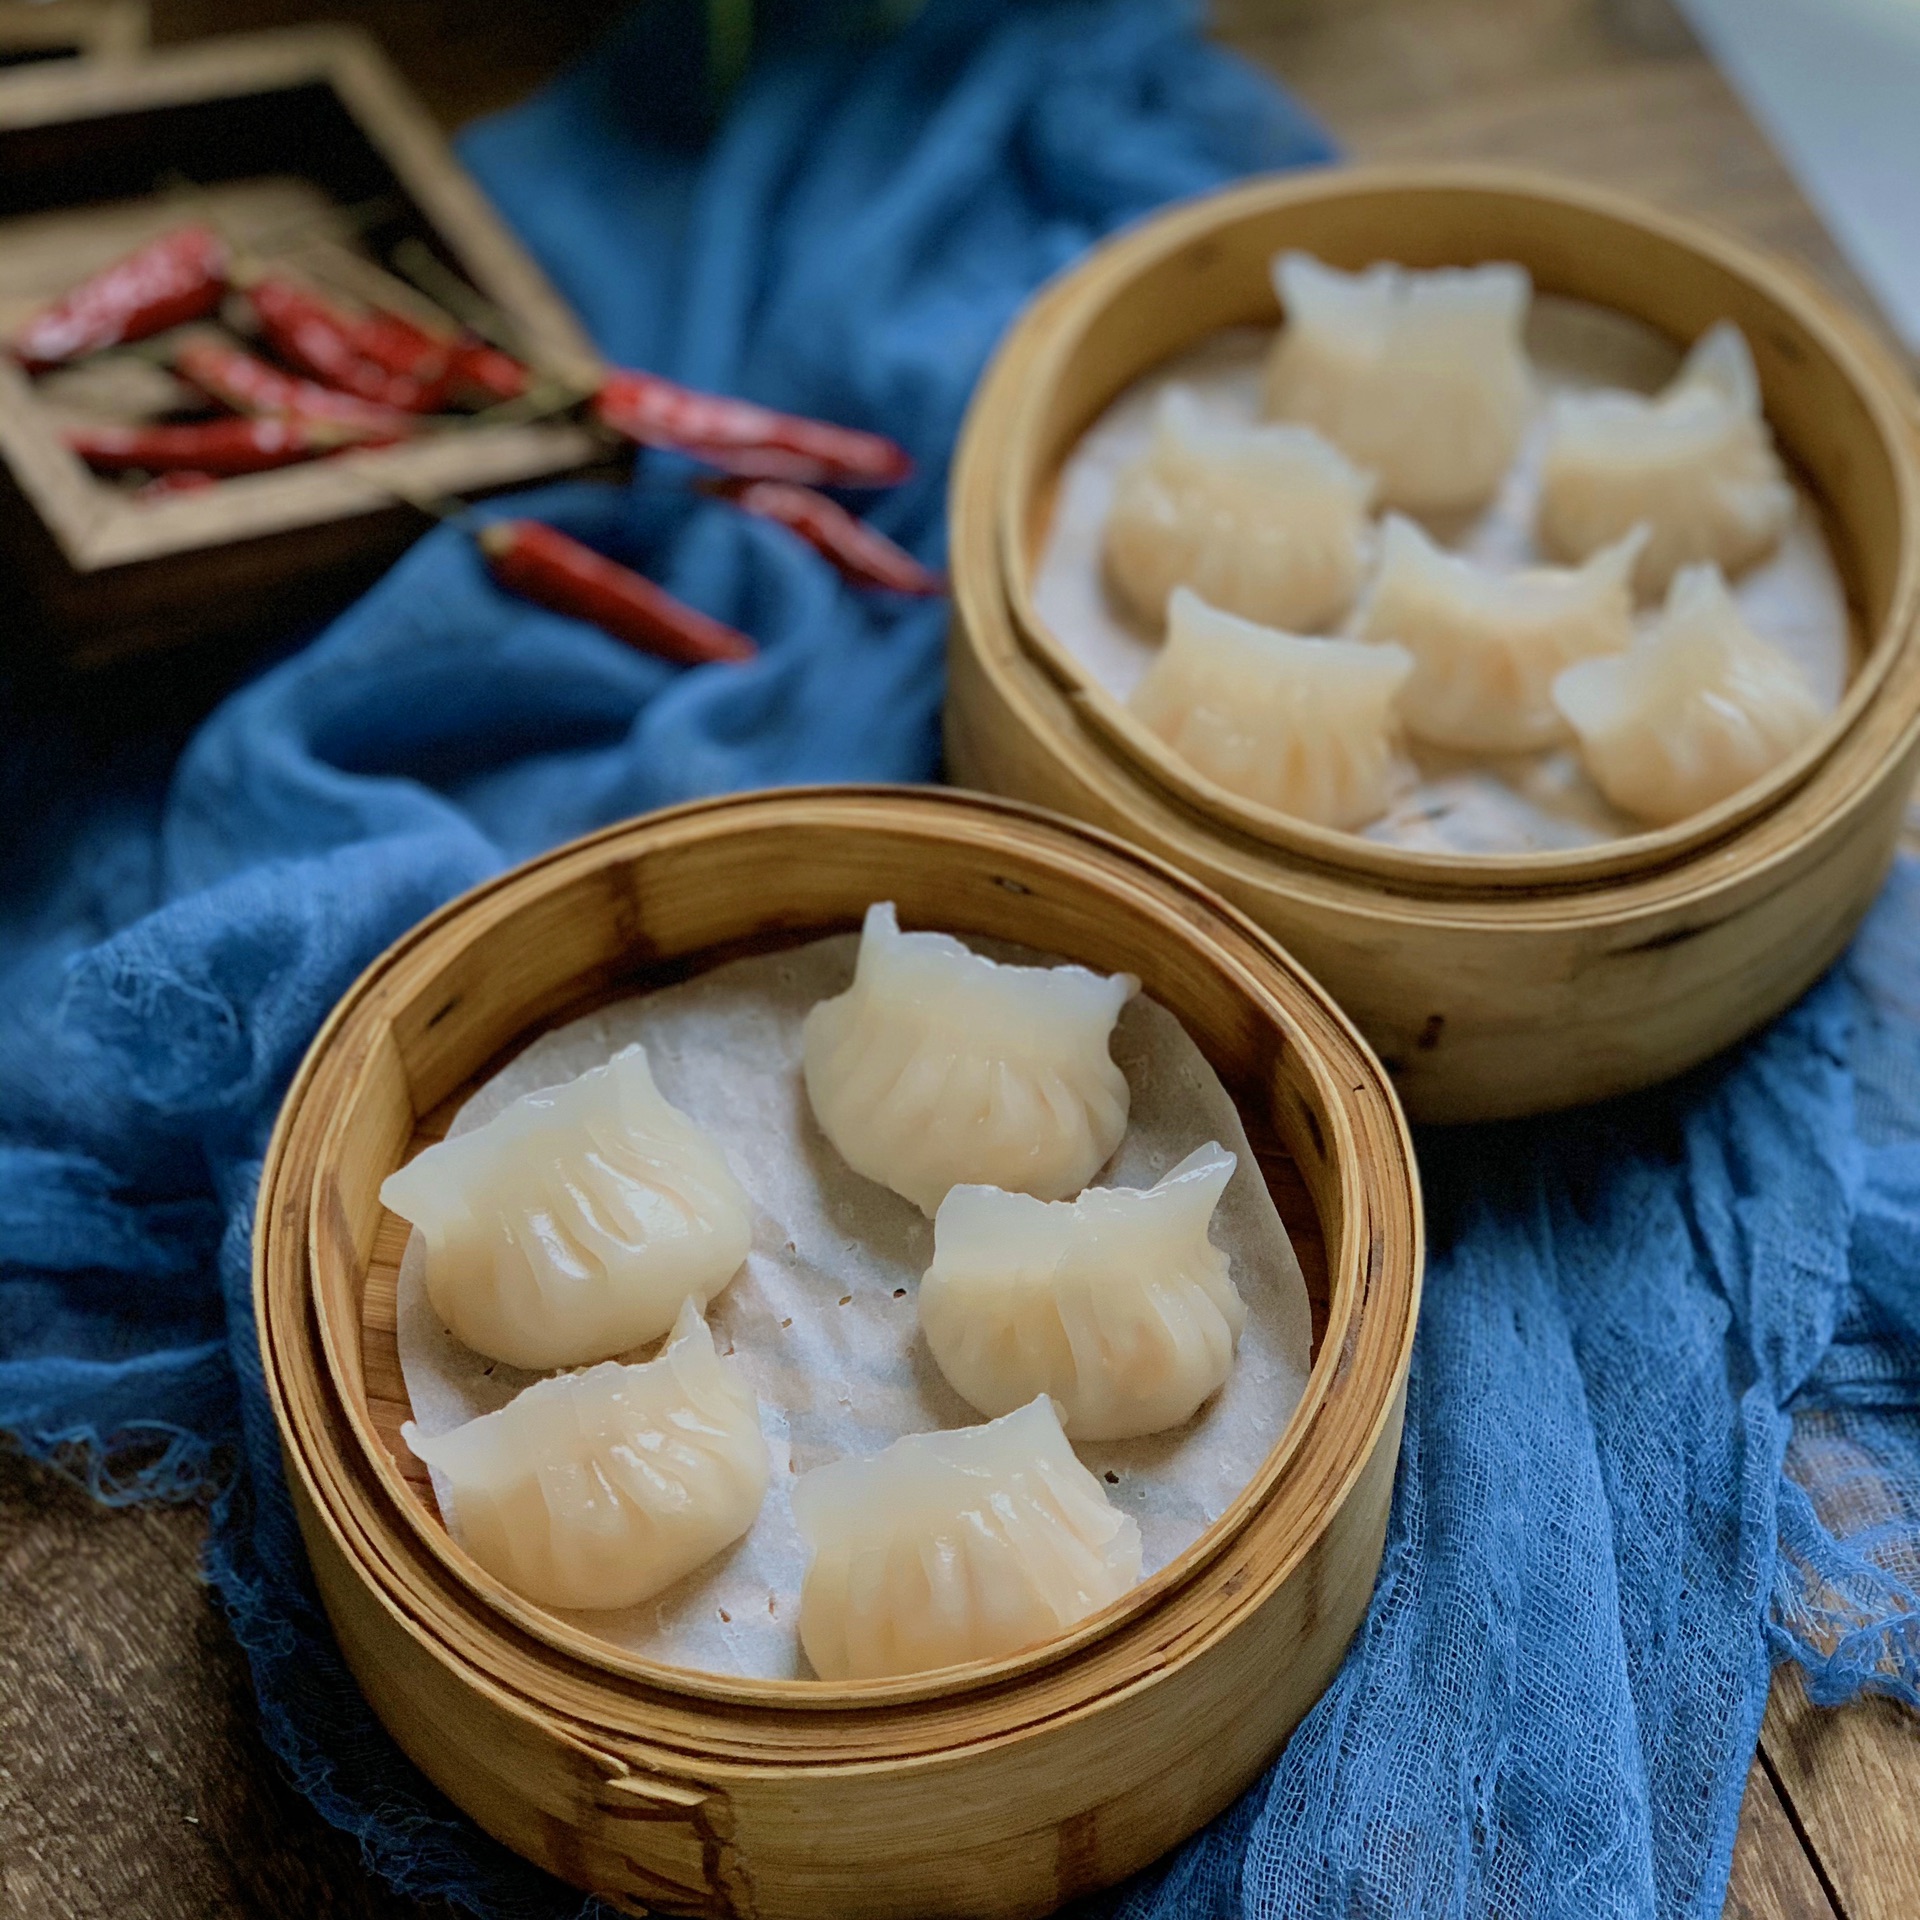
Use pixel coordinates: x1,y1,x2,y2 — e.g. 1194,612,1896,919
2,2,1916,1916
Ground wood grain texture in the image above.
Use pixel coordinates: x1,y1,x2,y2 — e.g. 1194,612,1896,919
0,26,604,663
1761,1664,1920,1920
0,22,606,1920
1725,1755,1840,1920
1254,9,1920,1918
0,1445,451,1920
1230,0,1897,349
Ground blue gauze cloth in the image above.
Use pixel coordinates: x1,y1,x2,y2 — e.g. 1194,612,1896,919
2,2,1916,1915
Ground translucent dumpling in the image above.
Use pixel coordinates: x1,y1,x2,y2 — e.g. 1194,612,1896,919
802,903,1137,1216
919,1142,1245,1440
405,1300,769,1612
1103,385,1375,633
380,1044,752,1371
1552,564,1826,825
1129,587,1412,830
1263,252,1533,515
1537,322,1795,598
792,1396,1143,1680
1353,513,1645,753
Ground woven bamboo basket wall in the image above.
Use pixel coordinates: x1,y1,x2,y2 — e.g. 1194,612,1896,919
945,167,1920,1121
257,787,1423,1920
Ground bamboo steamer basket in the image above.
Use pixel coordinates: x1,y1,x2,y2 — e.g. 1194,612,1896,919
256,786,1422,1920
945,166,1920,1122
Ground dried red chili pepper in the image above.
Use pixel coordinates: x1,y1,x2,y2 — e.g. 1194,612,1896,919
174,338,418,434
14,225,228,371
331,299,529,405
594,369,912,488
450,340,530,404
341,303,451,384
478,519,756,667
65,414,393,476
702,477,945,595
248,278,451,413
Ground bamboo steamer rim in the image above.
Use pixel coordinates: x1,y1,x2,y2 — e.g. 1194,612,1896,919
261,786,1423,1717
955,502,1920,938
954,433,1920,935
986,163,1920,896
953,191,1920,932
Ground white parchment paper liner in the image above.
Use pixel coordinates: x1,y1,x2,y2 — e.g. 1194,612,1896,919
396,932,1313,1680
1033,298,1854,854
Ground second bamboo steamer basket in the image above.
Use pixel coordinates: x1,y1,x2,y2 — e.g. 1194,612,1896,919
257,787,1422,1920
945,166,1920,1122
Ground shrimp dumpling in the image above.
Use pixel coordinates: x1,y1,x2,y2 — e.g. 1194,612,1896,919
1129,587,1413,830
380,1044,752,1371
1103,386,1375,633
1537,322,1795,598
792,1396,1142,1679
920,1142,1245,1440
1353,514,1645,753
1552,564,1825,825
802,904,1137,1216
1263,252,1532,515
405,1300,768,1611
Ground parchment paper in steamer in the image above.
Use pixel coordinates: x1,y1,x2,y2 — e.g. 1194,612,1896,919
395,932,1313,1681
1032,299,1855,854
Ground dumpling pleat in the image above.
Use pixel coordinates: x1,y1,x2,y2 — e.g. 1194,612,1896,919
792,1400,1142,1680
801,903,1136,1215
919,1144,1244,1441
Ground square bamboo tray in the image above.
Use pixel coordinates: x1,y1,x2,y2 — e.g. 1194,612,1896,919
0,1,146,69
0,26,605,666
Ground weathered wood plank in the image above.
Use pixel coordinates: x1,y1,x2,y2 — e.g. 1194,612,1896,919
1235,0,1895,345
1762,1664,1920,1920
0,1444,451,1919
1726,1754,1840,1920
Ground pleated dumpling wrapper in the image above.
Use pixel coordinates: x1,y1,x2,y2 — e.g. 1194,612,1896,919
405,1300,769,1612
792,1396,1143,1680
1552,563,1825,825
1263,252,1532,515
920,1142,1246,1441
801,903,1137,1217
1537,321,1795,599
1129,587,1413,830
1353,513,1646,754
380,1043,752,1371
1103,384,1375,634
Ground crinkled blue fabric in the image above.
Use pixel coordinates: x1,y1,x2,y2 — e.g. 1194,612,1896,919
1089,870,1920,1920
2,3,1916,1917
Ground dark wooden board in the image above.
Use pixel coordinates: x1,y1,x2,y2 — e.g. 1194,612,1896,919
0,1,147,68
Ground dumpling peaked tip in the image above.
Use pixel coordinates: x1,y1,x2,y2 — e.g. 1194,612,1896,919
1102,383,1376,634
1552,563,1826,824
379,1042,752,1371
802,903,1138,1215
405,1299,769,1614
923,1141,1246,1439
1129,589,1413,831
792,1395,1142,1680
1263,251,1533,515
